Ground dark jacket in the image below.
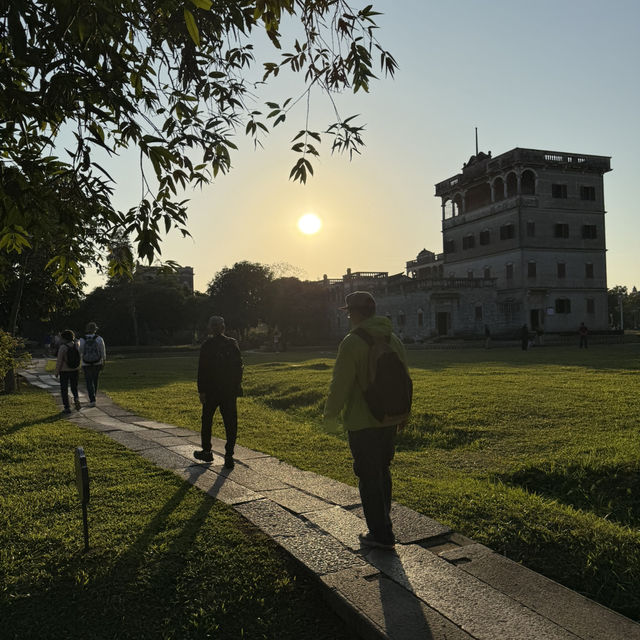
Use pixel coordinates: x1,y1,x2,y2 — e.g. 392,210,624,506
197,334,243,397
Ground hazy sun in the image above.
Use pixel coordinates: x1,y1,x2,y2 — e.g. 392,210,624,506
297,213,322,235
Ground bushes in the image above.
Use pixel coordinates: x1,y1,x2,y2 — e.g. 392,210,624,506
0,330,30,393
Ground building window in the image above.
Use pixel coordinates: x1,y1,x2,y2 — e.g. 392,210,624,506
582,224,597,239
555,298,572,314
398,311,406,326
417,309,424,327
526,221,535,237
552,184,568,198
500,223,515,240
475,305,483,321
484,266,491,279
554,223,569,238
586,298,595,314
557,262,566,278
585,263,594,279
444,239,456,254
521,170,536,195
527,261,536,278
479,229,490,245
580,186,596,201
462,234,475,250
506,263,514,280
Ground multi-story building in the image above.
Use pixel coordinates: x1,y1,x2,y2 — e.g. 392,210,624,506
325,147,612,339
433,147,611,334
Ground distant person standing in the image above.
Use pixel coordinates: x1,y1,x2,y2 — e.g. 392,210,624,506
79,322,106,407
55,330,82,413
521,324,529,351
195,316,243,469
579,322,589,348
484,325,491,349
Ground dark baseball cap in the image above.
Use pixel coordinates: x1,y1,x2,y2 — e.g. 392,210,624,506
339,291,376,313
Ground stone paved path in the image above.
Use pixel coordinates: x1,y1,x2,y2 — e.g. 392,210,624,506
18,360,640,640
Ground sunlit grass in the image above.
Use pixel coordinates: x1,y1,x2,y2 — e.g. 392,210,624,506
100,344,640,620
0,388,355,640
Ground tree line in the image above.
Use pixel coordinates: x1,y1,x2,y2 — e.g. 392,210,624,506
44,261,333,349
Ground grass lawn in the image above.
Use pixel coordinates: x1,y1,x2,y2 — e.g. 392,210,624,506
98,343,640,621
0,388,357,640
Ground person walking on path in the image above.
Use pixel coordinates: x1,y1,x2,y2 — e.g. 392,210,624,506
323,291,411,550
579,322,589,348
195,315,243,469
79,322,106,408
54,329,82,413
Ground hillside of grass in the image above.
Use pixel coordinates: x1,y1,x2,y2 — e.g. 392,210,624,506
99,344,640,621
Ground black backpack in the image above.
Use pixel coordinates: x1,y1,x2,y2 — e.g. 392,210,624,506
66,343,81,369
353,328,413,426
83,335,101,364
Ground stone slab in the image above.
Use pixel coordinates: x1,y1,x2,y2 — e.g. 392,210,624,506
322,565,474,640
261,487,332,515
287,471,362,508
230,443,271,461
367,544,580,640
174,467,260,505
234,498,312,538
440,547,640,640
106,431,158,451
247,456,316,486
208,463,289,493
276,528,365,576
132,420,178,430
305,505,366,551
167,444,222,466
139,446,193,470
157,427,197,438
350,502,451,544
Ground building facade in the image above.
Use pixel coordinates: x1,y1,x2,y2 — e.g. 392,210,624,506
326,147,612,339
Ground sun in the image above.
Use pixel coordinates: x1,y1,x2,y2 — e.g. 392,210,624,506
297,213,322,235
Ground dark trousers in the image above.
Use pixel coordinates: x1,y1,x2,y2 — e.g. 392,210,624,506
348,425,397,544
201,395,238,456
59,370,79,409
83,365,102,402
579,336,588,348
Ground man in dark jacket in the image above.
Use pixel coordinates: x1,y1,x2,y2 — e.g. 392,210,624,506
194,315,243,468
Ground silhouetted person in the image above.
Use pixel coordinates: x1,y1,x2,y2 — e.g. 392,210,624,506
79,322,106,407
579,322,589,348
521,324,529,351
55,329,81,413
194,316,243,469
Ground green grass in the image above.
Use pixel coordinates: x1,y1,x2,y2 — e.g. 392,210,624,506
0,388,356,640
101,344,640,621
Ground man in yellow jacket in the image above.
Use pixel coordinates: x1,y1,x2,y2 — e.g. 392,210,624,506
323,291,410,550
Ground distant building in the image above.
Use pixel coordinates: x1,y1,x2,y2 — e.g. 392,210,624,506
324,147,612,339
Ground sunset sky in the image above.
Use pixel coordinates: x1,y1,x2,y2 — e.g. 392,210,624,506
93,0,640,293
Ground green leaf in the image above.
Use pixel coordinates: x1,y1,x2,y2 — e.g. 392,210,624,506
189,0,212,9
184,9,200,47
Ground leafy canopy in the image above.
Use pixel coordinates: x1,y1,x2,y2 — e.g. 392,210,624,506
0,0,397,283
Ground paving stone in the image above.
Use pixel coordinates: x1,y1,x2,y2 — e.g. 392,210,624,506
168,444,221,466
174,467,260,505
440,547,640,640
208,463,289,492
322,565,474,640
286,471,361,507
89,414,136,429
135,430,184,443
139,446,193,470
247,456,315,485
350,502,451,544
366,544,580,640
234,498,311,538
157,427,197,438
106,431,158,451
261,487,333,514
305,506,366,551
231,443,271,461
133,420,178,430
277,528,365,576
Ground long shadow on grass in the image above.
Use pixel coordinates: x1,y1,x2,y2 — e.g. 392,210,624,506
3,471,222,639
498,461,640,528
0,412,64,436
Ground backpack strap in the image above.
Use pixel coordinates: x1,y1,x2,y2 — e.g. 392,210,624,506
352,327,374,346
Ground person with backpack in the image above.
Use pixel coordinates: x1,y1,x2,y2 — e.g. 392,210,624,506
323,291,412,550
194,315,243,469
54,329,82,413
79,321,107,407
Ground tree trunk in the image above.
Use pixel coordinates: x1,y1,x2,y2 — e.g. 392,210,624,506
4,267,26,393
